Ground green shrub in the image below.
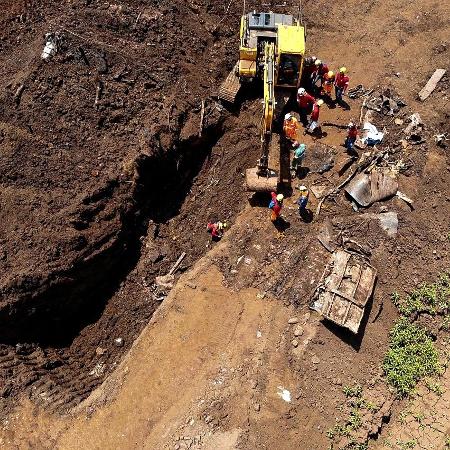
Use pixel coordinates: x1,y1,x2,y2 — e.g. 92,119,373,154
391,273,450,316
383,317,441,396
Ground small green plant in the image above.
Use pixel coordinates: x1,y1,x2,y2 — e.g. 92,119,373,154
396,439,417,449
445,435,450,448
442,315,450,331
383,317,442,396
391,273,450,317
398,409,410,425
424,378,444,396
348,408,362,430
343,384,363,398
344,442,368,450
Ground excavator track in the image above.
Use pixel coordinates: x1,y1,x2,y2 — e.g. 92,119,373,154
218,63,241,104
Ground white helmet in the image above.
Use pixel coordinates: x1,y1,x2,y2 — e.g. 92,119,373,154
285,113,292,120
299,185,307,191
348,122,354,127
297,87,306,96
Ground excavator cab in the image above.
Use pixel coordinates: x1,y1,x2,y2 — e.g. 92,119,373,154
276,24,305,88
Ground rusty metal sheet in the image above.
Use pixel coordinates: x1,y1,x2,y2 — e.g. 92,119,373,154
345,171,398,207
310,250,377,334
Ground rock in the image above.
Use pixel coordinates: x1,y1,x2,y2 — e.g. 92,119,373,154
288,317,299,324
302,312,311,324
114,337,124,347
293,325,304,337
253,403,260,411
95,347,106,356
312,355,320,364
292,339,299,348
186,282,197,289
250,379,258,389
394,118,404,125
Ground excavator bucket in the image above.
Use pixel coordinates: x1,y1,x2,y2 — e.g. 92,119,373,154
245,167,278,192
218,63,241,104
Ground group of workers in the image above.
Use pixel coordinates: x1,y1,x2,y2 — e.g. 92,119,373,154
291,58,351,135
208,56,357,237
270,57,356,225
269,186,309,224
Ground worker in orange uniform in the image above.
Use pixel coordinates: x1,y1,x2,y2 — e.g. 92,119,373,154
269,192,284,222
334,67,350,105
322,70,335,97
283,113,300,144
306,99,324,135
297,88,316,126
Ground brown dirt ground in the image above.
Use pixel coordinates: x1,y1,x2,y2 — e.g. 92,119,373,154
0,0,449,448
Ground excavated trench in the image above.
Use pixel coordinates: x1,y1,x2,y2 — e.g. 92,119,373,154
0,103,262,412
0,108,225,346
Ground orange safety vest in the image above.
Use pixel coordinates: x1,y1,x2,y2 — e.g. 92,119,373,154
283,117,299,140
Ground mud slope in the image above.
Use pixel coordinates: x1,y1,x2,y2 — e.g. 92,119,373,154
0,0,289,413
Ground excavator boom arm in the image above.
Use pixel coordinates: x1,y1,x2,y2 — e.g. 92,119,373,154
257,42,275,176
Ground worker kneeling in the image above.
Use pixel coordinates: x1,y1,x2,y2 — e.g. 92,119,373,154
206,220,227,241
269,192,284,222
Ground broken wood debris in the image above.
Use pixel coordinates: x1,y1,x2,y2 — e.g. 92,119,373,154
168,252,187,276
418,69,446,101
198,100,205,137
94,81,103,109
78,46,90,66
310,250,377,334
14,84,25,106
396,190,414,209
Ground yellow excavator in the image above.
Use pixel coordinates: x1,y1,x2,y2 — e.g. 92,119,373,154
219,11,306,192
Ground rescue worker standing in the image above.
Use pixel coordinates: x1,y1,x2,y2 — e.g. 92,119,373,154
283,113,300,145
306,99,324,135
291,143,306,176
302,55,317,91
322,70,335,97
297,88,315,126
334,67,350,105
269,192,284,222
297,185,309,218
313,60,329,88
345,122,359,156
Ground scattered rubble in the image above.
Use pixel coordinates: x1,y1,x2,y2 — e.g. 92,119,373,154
41,32,63,60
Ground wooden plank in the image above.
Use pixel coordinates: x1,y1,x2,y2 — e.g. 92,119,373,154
168,252,187,276
418,69,446,101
